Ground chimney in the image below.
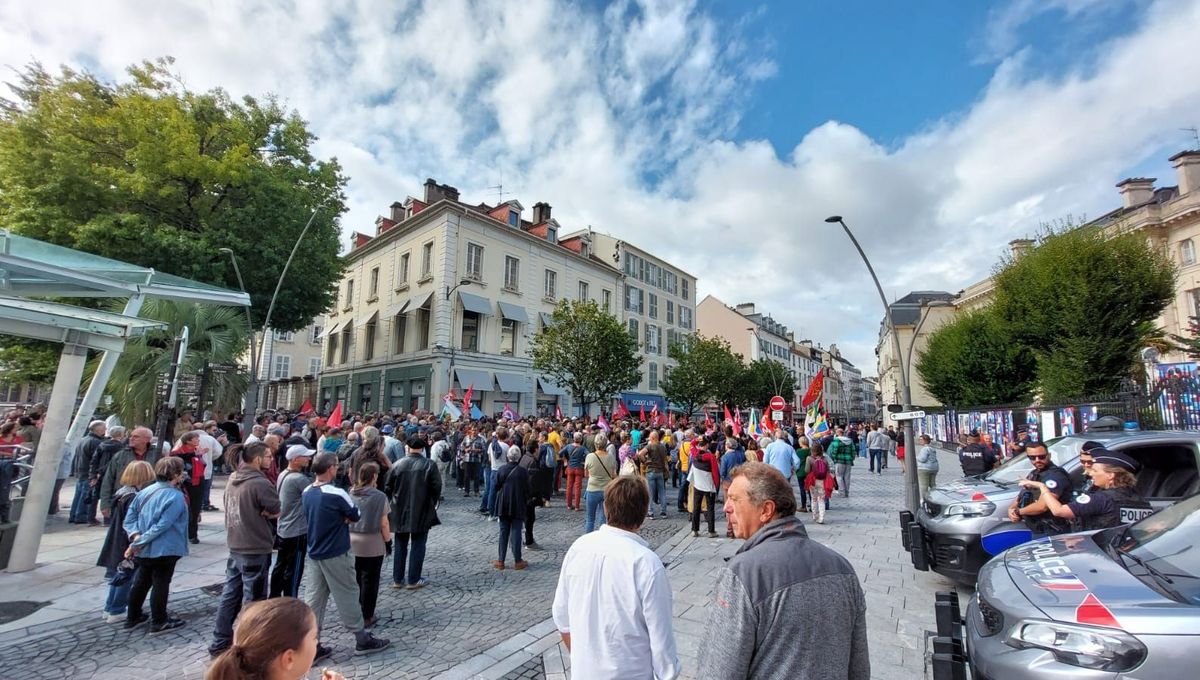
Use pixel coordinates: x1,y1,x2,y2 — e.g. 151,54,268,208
1170,150,1200,196
532,202,552,224
1116,177,1156,209
390,201,404,222
423,178,460,204
1008,238,1034,259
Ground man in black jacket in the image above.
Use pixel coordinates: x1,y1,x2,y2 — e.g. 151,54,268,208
69,420,107,525
385,437,442,590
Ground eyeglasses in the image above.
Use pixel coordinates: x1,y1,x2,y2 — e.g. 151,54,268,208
1027,454,1049,461
1080,459,1094,466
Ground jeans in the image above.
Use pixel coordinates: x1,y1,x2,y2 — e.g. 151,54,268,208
646,472,667,516
553,461,564,494
835,462,852,497
498,517,524,563
691,489,716,533
210,552,272,651
304,552,365,635
127,555,180,624
799,485,809,509
868,449,885,473
564,468,584,509
69,477,97,523
392,531,428,586
918,469,938,499
104,576,132,615
584,489,606,533
462,461,480,495
480,467,494,512
270,534,307,598
436,461,451,497
486,468,501,516
354,554,384,620
676,480,689,511
201,477,214,507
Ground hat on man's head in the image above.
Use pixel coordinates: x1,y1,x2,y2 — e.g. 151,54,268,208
381,424,395,434
1080,440,1104,453
1090,448,1140,472
286,444,316,461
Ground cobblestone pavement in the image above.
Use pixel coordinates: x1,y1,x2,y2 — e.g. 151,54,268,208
0,480,690,680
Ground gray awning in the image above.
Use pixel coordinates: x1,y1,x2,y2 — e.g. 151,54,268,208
539,312,556,327
497,301,530,323
354,310,379,327
323,319,348,337
409,291,434,311
454,367,493,390
458,291,494,316
537,377,568,395
386,299,410,317
495,372,533,393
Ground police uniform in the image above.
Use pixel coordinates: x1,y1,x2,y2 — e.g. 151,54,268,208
1018,463,1073,535
1066,449,1151,531
959,433,995,476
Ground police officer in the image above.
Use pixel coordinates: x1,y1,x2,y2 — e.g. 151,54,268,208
1019,448,1151,530
1072,440,1104,498
958,430,995,477
1006,441,1073,537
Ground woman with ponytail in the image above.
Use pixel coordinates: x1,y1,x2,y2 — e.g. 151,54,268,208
205,597,344,680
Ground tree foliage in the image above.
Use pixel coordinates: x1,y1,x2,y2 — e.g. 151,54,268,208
916,308,1036,406
530,300,641,412
992,226,1174,401
0,337,62,384
737,357,798,409
95,299,250,426
0,58,347,332
660,334,743,414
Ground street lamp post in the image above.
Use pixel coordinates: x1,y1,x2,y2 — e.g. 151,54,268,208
747,326,784,396
905,300,952,392
825,215,919,514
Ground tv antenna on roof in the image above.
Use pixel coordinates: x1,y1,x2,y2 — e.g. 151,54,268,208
488,170,508,203
1183,127,1200,148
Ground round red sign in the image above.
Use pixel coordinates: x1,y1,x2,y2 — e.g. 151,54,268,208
769,395,787,411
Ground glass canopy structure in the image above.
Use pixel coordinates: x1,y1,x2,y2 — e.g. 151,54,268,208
0,229,250,572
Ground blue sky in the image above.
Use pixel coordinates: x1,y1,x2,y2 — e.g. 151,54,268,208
2,0,1199,373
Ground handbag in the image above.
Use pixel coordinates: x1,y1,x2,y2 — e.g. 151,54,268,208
110,558,137,587
619,456,638,476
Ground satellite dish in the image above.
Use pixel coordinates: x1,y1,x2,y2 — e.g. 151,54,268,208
1140,347,1160,364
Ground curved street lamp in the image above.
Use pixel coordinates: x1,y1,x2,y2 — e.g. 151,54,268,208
825,215,919,514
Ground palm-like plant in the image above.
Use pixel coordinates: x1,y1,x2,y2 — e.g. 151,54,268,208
94,299,251,426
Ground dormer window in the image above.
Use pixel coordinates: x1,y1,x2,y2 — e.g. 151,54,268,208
508,211,519,227
581,240,590,258
547,226,558,244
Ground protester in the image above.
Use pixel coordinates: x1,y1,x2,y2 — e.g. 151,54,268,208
700,462,869,678
675,431,693,512
519,439,548,549
68,420,107,524
563,432,587,511
916,434,939,500
793,436,811,512
583,433,617,533
123,456,189,634
828,427,858,498
168,431,206,544
100,427,158,520
209,442,281,656
97,460,155,623
482,428,510,519
350,426,390,489
350,462,391,628
205,597,347,680
552,476,680,680
803,443,834,524
300,453,390,657
384,436,441,590
494,447,531,570
639,429,670,519
458,426,485,497
271,445,314,598
763,430,799,483
429,431,452,499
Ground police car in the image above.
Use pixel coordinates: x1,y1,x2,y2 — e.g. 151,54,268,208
964,491,1200,678
902,431,1200,583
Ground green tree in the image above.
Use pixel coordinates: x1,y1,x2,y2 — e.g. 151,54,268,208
916,308,1036,406
660,334,743,415
0,58,347,332
530,299,641,413
992,226,1175,400
736,358,798,409
97,300,250,425
0,338,61,385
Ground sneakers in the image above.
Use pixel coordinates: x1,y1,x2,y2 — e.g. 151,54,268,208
124,614,149,630
315,644,333,662
103,612,125,624
355,633,390,655
692,531,699,538
405,578,428,590
149,617,186,635
708,532,719,538
659,512,667,519
524,542,542,550
389,582,407,589
513,560,529,571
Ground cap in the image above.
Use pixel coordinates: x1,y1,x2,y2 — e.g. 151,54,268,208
968,430,980,438
1080,440,1104,453
1091,448,1140,472
381,424,395,434
285,444,316,461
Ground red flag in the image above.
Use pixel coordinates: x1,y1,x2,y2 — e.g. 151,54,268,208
614,400,629,420
555,404,563,420
299,399,315,416
704,408,714,431
327,401,344,429
727,405,743,437
650,403,659,425
462,384,474,412
723,404,733,426
503,403,516,420
735,407,742,427
801,371,825,408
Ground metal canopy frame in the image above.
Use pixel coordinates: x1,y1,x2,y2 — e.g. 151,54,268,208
0,296,165,352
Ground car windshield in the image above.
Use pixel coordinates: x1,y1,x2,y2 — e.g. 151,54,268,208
1112,493,1200,604
985,437,1076,484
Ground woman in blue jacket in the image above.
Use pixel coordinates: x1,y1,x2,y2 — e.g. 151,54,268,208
123,456,189,634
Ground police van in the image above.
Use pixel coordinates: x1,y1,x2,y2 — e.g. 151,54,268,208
902,430,1200,584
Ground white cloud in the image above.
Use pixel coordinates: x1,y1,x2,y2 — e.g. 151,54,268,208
2,0,1200,375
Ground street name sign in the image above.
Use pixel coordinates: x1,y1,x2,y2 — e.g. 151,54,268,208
892,410,926,421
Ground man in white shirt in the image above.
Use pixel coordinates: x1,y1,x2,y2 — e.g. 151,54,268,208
552,476,680,680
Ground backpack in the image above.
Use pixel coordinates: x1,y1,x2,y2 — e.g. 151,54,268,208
490,440,506,463
813,457,829,480
433,440,452,463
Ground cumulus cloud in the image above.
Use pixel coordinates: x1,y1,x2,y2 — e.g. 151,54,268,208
2,0,1199,373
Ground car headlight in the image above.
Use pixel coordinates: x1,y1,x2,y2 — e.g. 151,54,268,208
942,501,995,518
1005,619,1146,672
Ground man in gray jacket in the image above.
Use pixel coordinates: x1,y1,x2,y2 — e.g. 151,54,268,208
699,461,869,679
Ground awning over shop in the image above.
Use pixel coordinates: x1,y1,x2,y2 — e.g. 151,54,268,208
385,299,410,317
408,291,434,311
454,367,493,390
354,310,379,327
495,372,532,393
539,312,556,327
497,301,530,324
537,377,568,395
323,320,348,337
458,291,494,316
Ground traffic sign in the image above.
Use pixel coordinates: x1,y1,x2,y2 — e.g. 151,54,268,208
771,411,784,421
769,395,787,411
892,410,926,421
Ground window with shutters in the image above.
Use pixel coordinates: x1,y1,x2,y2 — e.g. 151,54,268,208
393,314,407,354
309,357,321,376
397,252,410,286
681,279,689,300
649,363,658,391
578,281,589,301
369,267,379,299
602,289,612,312
1183,239,1196,266
308,326,322,344
272,354,291,380
544,270,558,299
504,255,520,291
421,241,434,278
364,319,377,360
466,243,484,280
648,293,658,319
628,318,639,342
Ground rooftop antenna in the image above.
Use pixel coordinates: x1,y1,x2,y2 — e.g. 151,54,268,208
1184,127,1200,148
488,170,508,204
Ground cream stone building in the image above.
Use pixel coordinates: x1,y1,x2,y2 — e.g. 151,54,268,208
875,149,1200,411
318,179,621,416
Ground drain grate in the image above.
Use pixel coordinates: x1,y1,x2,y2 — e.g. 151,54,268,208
0,601,51,625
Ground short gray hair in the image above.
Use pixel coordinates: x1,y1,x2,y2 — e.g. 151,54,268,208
506,447,521,463
595,433,609,450
109,425,127,439
731,461,797,519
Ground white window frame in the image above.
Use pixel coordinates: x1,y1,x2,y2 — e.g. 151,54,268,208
398,252,410,286
274,330,294,342
544,269,557,299
272,354,292,380
1183,239,1196,266
308,357,321,376
602,289,612,312
308,326,322,344
466,242,484,281
578,280,589,301
369,266,380,298
421,241,434,278
504,255,520,291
